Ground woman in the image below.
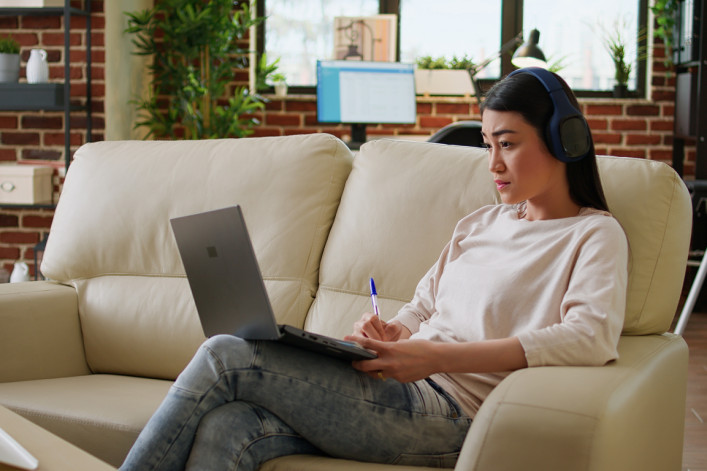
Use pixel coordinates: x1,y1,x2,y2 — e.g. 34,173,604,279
121,68,628,470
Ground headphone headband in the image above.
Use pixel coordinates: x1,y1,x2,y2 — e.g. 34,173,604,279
507,68,591,162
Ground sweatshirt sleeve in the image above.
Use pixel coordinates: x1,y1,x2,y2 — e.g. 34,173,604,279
517,217,629,367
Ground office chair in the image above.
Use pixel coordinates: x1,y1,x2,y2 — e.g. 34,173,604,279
427,121,484,147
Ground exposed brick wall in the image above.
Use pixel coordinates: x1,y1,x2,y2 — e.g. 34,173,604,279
0,0,104,278
0,3,691,279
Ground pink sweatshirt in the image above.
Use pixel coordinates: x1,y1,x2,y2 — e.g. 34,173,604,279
393,204,629,417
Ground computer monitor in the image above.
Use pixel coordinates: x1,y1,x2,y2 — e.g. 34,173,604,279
316,60,417,150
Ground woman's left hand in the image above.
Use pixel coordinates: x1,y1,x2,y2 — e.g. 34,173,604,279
349,336,440,383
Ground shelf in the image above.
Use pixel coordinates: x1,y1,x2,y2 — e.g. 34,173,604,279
0,7,88,16
0,83,67,110
0,203,55,209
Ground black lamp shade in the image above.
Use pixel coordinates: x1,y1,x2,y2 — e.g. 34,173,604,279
512,29,548,68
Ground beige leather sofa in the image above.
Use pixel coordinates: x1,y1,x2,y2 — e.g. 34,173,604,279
0,134,691,470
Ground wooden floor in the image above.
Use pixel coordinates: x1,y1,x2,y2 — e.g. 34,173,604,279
681,311,707,471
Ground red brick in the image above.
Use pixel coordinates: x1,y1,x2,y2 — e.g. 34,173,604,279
591,133,622,144
285,101,317,113
69,16,88,29
651,90,674,102
650,149,673,161
1,132,40,146
0,231,39,245
611,119,646,131
90,49,105,64
586,105,623,116
0,17,18,29
435,103,471,115
42,32,82,46
21,16,61,29
416,103,432,115
250,128,283,137
0,247,21,260
44,132,82,147
91,65,104,80
21,116,63,130
610,149,646,158
13,33,39,47
419,116,453,129
650,120,673,131
264,100,283,112
0,116,18,128
90,32,104,47
586,118,608,130
0,149,16,161
0,214,19,227
627,105,660,116
265,114,301,126
22,215,53,229
626,134,662,146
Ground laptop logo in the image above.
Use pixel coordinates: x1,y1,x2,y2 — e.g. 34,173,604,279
206,246,218,258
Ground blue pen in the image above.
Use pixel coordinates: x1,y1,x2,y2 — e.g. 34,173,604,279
369,277,380,317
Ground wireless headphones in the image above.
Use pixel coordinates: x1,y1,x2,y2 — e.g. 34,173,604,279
507,67,591,162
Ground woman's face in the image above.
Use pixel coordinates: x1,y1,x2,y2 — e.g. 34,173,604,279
481,109,577,220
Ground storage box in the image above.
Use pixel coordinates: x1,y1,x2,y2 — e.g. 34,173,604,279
0,1,65,6
0,164,53,205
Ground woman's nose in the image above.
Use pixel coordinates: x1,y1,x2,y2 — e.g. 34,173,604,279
488,149,504,173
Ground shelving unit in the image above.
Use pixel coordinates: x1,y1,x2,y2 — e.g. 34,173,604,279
672,0,706,178
0,0,92,175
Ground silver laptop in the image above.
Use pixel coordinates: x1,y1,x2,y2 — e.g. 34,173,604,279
170,205,376,361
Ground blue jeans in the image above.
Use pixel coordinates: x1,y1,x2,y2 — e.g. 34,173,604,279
120,335,471,470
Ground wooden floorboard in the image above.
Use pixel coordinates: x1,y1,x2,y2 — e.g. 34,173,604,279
681,311,707,471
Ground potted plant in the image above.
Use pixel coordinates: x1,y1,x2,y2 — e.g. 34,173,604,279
125,0,271,139
270,73,287,97
414,54,475,96
0,35,20,83
601,20,645,98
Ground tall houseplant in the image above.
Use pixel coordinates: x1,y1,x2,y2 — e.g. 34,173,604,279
0,35,20,83
125,0,270,139
650,0,678,69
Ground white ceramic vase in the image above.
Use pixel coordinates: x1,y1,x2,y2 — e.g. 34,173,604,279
26,48,49,84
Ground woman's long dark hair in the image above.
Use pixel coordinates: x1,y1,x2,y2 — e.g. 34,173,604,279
480,71,609,212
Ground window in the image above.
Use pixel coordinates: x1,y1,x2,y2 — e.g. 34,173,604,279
258,0,647,96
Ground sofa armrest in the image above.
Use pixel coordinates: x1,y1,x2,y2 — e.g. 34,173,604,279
0,281,90,382
455,334,688,471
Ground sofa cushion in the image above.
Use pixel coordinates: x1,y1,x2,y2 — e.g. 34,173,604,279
0,374,172,468
305,139,499,338
41,134,353,378
597,156,691,334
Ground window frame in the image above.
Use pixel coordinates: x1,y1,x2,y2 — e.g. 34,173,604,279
256,0,648,98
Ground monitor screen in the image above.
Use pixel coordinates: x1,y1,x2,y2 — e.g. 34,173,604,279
316,60,417,125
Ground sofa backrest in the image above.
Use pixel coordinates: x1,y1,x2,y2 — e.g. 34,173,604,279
42,134,353,379
306,139,501,337
306,139,691,340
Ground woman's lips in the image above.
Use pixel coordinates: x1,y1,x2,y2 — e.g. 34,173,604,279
495,180,510,191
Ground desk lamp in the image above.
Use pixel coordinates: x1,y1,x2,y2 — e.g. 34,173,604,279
467,29,548,101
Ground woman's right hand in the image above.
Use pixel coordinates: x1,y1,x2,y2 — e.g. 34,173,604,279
347,313,408,342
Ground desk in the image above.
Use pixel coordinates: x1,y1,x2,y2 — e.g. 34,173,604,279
0,406,115,471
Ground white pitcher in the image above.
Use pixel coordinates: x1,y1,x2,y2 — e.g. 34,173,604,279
26,48,48,84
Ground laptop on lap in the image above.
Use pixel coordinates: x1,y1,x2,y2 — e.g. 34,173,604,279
170,205,376,361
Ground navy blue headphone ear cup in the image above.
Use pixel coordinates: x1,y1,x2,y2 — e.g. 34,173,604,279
507,68,591,162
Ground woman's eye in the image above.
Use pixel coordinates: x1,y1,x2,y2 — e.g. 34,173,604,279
481,143,491,150
500,141,512,148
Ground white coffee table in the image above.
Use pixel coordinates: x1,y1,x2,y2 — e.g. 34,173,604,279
0,406,115,471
